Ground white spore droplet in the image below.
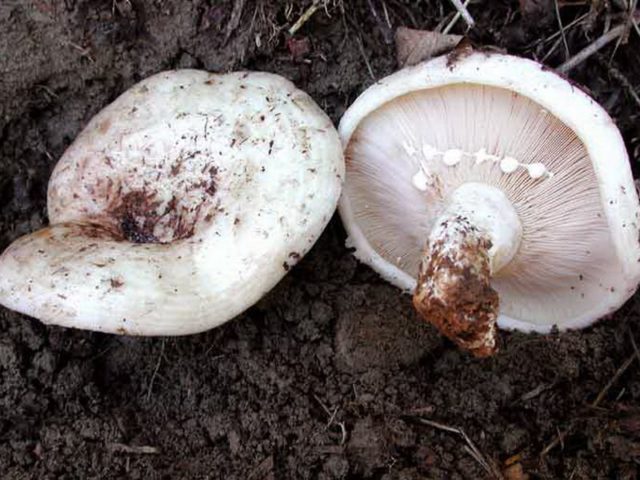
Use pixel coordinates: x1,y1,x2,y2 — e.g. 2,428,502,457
403,141,418,157
527,163,548,179
422,143,439,161
412,169,430,191
442,149,464,166
474,148,498,164
500,157,519,174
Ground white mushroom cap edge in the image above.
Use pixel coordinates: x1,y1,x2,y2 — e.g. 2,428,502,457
339,51,640,342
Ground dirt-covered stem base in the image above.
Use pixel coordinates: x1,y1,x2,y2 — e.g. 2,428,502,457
413,182,522,357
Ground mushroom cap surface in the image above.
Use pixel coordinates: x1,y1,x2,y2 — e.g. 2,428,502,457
0,70,344,335
339,51,640,333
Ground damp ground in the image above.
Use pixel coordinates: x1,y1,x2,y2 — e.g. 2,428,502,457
1,1,640,478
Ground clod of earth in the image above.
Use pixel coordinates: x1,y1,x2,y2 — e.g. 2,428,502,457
338,50,640,356
0,70,344,335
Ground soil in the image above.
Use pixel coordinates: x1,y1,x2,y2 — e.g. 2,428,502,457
1,1,640,479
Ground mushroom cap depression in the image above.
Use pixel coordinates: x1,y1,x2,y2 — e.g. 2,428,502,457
0,70,344,335
339,51,640,333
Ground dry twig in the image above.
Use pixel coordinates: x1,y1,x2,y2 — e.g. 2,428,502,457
366,0,393,44
557,23,626,73
630,331,640,362
145,339,166,402
289,1,321,36
629,0,640,38
554,0,571,59
590,353,636,408
595,55,640,109
557,11,639,74
313,394,347,445
414,418,504,479
224,0,246,44
443,0,471,34
448,0,475,29
107,443,159,455
541,348,638,457
356,34,375,80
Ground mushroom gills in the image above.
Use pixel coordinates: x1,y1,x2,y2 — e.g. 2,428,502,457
413,182,522,356
342,81,628,335
340,52,640,356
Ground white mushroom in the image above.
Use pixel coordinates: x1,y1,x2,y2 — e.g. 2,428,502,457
339,51,640,356
0,70,344,335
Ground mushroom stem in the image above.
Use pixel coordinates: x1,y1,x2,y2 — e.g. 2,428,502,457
412,182,522,357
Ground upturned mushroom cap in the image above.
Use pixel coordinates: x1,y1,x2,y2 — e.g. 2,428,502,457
339,51,640,335
0,70,344,335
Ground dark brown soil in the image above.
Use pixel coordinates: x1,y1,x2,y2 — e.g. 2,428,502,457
2,1,640,479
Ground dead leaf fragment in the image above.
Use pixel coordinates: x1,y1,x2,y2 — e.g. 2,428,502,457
503,462,529,480
395,27,462,67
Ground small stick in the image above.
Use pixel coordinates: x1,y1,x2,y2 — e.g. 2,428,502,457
540,429,566,457
224,0,246,44
415,418,504,479
145,339,166,402
595,55,640,109
337,422,347,445
541,12,590,46
326,407,339,428
381,1,392,30
313,394,347,444
416,417,459,434
448,0,475,29
554,0,570,58
541,350,637,457
356,34,375,80
519,383,552,402
630,0,640,38
590,352,636,408
289,1,321,36
541,36,564,63
628,330,640,363
366,0,393,44
556,426,565,450
443,0,471,34
313,394,332,417
557,23,627,73
107,443,159,454
313,394,340,429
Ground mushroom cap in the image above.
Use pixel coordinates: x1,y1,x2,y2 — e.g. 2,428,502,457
339,51,640,333
0,70,344,335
